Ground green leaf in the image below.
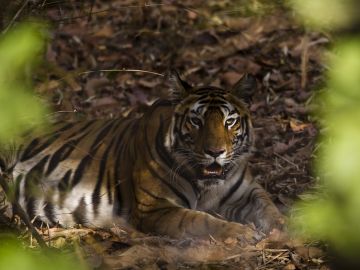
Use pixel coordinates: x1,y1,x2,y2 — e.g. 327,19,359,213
0,23,48,143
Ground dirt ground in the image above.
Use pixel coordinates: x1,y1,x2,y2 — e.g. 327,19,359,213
0,0,330,269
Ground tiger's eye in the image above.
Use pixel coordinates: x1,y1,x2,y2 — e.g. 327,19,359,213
225,118,237,126
190,117,202,127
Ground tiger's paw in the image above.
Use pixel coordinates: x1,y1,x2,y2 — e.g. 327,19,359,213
220,222,264,246
257,213,287,235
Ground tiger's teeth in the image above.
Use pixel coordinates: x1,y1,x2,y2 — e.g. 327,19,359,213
203,164,223,176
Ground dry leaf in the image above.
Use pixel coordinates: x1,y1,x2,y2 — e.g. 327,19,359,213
283,263,296,270
222,71,244,86
290,118,310,132
187,10,198,20
36,80,60,93
224,237,238,245
52,237,66,248
85,77,110,96
94,25,114,38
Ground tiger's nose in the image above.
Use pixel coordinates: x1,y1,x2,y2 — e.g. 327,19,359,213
204,148,225,158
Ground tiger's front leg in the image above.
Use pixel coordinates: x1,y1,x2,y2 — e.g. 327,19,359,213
220,182,285,234
135,206,262,244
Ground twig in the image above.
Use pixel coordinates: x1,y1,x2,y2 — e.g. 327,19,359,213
0,174,47,248
87,0,96,22
300,34,309,90
274,153,299,170
79,69,165,77
263,248,290,252
2,0,30,34
224,253,242,260
46,3,166,23
259,250,289,269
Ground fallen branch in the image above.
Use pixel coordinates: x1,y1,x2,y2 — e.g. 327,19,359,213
78,69,165,77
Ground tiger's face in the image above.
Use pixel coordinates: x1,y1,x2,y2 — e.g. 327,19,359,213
165,72,255,185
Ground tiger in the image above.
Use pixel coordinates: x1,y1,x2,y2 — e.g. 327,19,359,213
0,71,284,244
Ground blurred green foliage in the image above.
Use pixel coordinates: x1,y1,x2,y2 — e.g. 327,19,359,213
289,0,360,260
0,24,86,270
0,23,48,143
0,238,85,270
289,0,356,30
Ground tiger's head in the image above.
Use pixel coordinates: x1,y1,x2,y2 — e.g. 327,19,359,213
165,71,256,186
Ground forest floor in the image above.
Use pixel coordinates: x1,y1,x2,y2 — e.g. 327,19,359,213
0,0,330,269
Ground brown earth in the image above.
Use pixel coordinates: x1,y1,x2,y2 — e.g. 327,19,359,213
0,0,330,269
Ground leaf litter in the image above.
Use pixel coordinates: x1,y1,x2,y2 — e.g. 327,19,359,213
0,0,331,269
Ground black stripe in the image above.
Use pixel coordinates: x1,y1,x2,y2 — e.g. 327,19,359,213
219,164,247,206
136,206,177,214
196,95,210,102
113,119,132,154
229,110,237,115
20,134,60,162
148,99,173,110
46,144,73,176
228,195,246,220
157,119,196,193
139,186,169,201
14,174,23,201
143,121,191,208
24,155,50,186
198,100,211,105
112,121,135,216
0,157,6,171
208,105,224,110
235,188,257,221
178,211,188,230
53,122,76,133
92,134,117,215
113,121,128,216
113,180,122,216
46,129,93,176
72,197,87,224
241,188,260,220
21,122,76,162
90,120,116,150
58,169,72,191
42,122,76,137
155,118,174,168
71,121,116,188
153,208,177,228
66,120,96,139
71,155,92,188
243,115,249,140
106,171,113,204
137,208,174,232
26,197,36,221
44,201,57,225
178,109,188,134
146,163,191,209
195,88,225,94
208,100,228,106
178,131,191,144
24,155,50,221
20,138,40,162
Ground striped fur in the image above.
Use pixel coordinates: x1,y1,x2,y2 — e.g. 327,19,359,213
0,73,284,242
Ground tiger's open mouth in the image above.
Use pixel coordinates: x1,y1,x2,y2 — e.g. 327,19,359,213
198,162,226,180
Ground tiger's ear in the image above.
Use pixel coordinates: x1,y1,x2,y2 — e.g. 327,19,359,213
167,69,192,100
230,74,257,103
